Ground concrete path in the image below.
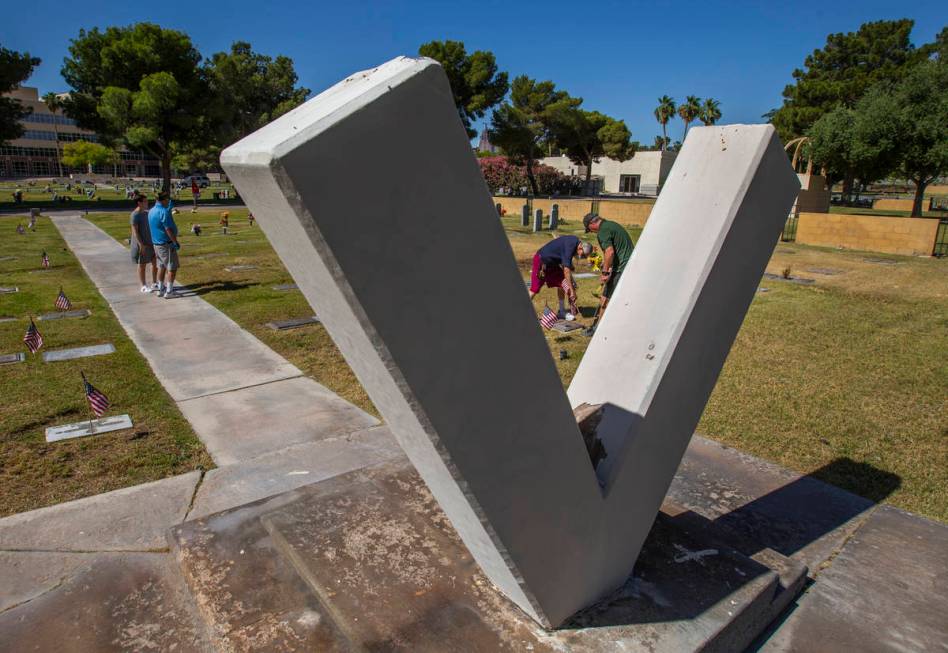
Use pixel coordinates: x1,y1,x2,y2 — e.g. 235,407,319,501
49,212,378,465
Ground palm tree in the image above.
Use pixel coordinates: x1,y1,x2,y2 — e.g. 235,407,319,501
653,96,676,151
677,95,701,140
42,92,65,178
699,98,722,126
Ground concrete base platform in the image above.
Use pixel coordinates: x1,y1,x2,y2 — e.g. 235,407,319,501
170,460,806,652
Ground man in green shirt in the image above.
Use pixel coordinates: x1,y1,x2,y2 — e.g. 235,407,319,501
582,212,635,333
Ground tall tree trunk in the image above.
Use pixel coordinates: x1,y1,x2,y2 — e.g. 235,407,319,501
161,151,172,193
911,178,928,218
526,156,539,196
52,126,63,178
842,171,855,203
584,158,593,196
661,122,667,151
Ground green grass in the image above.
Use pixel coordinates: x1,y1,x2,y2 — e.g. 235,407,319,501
0,214,213,517
0,181,240,211
88,209,948,522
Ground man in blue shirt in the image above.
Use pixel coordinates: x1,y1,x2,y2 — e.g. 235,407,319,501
529,234,592,319
148,192,182,298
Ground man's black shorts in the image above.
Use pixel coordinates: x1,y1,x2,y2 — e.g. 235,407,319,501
603,267,624,299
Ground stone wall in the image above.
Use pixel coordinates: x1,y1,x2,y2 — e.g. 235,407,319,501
872,197,932,212
796,212,939,256
493,197,655,227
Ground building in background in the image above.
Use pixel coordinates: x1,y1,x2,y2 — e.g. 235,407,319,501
0,87,160,179
476,127,498,154
540,150,677,197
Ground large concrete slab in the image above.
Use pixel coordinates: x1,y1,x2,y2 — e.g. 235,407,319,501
222,55,800,626
188,425,402,519
177,375,378,465
667,435,882,572
0,471,200,551
761,505,948,653
0,552,213,652
172,460,805,652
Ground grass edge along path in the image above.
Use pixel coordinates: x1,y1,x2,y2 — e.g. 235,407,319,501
0,213,213,517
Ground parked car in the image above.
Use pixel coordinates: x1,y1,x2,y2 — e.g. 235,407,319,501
181,175,211,188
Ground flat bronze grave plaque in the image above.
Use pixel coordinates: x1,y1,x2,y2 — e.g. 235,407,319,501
266,316,320,330
225,264,257,272
552,321,584,332
272,283,299,291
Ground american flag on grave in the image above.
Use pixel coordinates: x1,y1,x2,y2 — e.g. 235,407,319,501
55,288,72,311
41,251,50,268
23,318,43,353
561,278,578,314
540,306,558,330
82,373,110,418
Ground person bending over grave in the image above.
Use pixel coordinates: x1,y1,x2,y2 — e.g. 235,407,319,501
148,192,182,298
130,193,158,293
582,212,635,336
528,235,592,320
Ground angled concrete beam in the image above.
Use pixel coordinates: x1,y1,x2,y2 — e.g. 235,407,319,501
221,56,800,627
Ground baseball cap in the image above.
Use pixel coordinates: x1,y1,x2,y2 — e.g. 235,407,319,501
583,212,600,232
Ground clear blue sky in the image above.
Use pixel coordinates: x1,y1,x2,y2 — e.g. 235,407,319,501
5,0,946,144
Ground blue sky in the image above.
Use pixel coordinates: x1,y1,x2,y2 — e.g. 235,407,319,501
5,1,946,144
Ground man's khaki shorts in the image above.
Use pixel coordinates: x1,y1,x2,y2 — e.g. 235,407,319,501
154,243,179,271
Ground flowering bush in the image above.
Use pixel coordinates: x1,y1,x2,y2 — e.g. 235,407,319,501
477,156,584,195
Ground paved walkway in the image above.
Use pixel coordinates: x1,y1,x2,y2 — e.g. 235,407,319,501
50,212,379,465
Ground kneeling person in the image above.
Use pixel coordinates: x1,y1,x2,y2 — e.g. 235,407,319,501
529,235,592,319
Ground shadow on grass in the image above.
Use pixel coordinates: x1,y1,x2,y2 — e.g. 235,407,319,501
177,279,257,296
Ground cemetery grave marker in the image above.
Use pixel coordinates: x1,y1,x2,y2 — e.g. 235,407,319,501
265,316,320,330
38,309,91,321
43,343,115,363
45,414,134,442
0,352,25,365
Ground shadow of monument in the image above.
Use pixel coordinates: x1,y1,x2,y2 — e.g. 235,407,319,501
563,458,900,629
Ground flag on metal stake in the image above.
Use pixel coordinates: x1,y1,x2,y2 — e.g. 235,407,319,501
55,287,72,311
82,373,110,418
23,318,43,353
540,306,558,330
41,251,50,268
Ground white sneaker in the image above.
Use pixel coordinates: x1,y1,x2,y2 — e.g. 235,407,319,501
141,285,150,293
152,282,160,291
163,288,177,299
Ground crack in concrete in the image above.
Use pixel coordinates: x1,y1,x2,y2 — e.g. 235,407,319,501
0,573,69,615
182,469,207,522
810,505,879,579
176,374,306,404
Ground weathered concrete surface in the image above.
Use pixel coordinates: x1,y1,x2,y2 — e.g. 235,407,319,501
172,460,805,652
177,376,378,465
667,435,881,572
0,471,200,551
761,505,948,653
0,552,213,652
222,54,801,626
0,551,92,612
188,425,403,520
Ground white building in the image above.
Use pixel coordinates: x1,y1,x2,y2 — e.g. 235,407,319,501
540,150,677,197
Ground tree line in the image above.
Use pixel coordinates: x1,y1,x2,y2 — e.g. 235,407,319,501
1,24,310,192
770,19,947,216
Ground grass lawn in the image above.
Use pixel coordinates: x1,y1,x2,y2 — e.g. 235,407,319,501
89,208,948,522
0,214,213,517
0,181,240,212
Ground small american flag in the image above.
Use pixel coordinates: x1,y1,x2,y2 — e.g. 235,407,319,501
82,373,110,418
23,318,43,353
55,288,72,311
561,278,578,314
41,251,50,268
540,307,558,330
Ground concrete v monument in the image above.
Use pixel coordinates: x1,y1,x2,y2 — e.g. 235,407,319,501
221,56,800,628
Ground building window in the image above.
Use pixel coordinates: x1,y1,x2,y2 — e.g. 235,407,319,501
23,113,77,126
619,175,640,194
31,161,51,176
12,161,29,176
